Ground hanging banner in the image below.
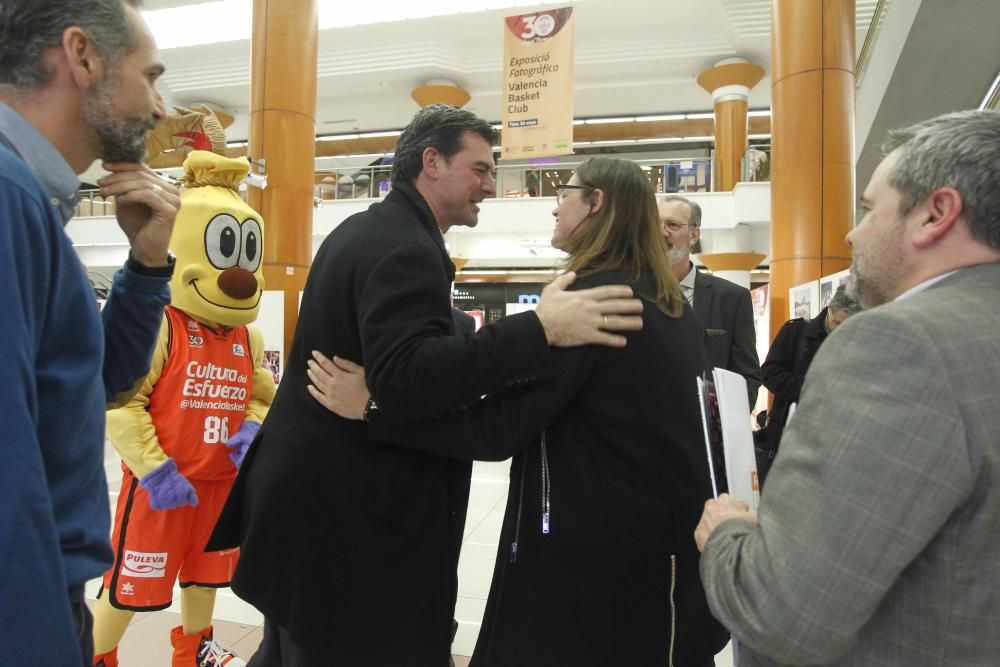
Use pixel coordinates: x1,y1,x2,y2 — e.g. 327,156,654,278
501,7,575,159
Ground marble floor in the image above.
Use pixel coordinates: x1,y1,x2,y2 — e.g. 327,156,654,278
90,445,732,665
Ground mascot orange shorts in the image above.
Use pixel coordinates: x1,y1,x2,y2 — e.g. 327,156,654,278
99,468,239,610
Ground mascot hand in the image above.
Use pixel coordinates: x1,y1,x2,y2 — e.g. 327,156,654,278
139,458,199,510
225,421,261,470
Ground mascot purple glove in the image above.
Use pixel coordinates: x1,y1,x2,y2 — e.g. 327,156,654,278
139,458,199,510
225,420,261,470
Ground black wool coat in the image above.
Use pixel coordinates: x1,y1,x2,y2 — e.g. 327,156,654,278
208,184,552,666
760,307,830,457
369,273,730,667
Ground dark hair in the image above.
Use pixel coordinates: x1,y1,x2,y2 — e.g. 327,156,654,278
0,0,141,88
561,157,684,317
882,109,1000,251
391,105,497,184
828,285,862,316
661,194,702,228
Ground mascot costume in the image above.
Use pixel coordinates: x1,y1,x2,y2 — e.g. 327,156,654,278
92,114,275,667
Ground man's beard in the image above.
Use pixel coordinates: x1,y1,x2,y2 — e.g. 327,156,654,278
666,239,689,267
82,74,155,163
846,265,886,309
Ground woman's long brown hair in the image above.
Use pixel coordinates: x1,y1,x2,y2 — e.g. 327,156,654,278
559,157,684,317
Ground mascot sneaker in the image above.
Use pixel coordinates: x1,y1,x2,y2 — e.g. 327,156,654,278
170,625,246,666
197,636,246,666
92,647,118,667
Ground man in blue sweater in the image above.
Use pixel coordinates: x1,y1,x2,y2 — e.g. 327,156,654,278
0,1,180,663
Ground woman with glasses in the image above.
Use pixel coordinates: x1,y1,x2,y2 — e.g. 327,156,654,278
312,157,727,666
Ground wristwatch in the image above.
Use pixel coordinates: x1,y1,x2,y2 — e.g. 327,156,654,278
127,251,176,277
362,397,379,422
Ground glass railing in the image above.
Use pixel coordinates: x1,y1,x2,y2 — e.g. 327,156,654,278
313,157,714,202
73,190,117,218
73,155,726,216
741,145,771,183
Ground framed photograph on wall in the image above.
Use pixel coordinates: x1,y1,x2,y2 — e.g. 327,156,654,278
789,281,820,320
819,269,851,309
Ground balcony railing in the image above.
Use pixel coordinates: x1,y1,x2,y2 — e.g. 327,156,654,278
74,155,734,216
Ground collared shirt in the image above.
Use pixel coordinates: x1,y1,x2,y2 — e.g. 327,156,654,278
894,270,959,302
678,261,697,307
0,102,82,224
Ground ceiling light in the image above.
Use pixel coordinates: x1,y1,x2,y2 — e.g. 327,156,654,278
145,0,575,48
590,139,634,145
584,117,636,124
635,114,686,122
682,135,715,142
747,109,772,117
684,112,716,120
635,137,683,143
318,134,360,141
357,130,402,138
748,133,772,140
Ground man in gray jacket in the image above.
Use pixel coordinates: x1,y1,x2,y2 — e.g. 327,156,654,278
695,109,1000,666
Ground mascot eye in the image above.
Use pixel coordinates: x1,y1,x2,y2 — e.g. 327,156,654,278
204,214,241,269
239,219,263,273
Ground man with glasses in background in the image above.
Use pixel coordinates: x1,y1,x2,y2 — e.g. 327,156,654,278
659,195,761,406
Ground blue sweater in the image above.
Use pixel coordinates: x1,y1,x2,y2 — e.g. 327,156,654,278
0,144,170,662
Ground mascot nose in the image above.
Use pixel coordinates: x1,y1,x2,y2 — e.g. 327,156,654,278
217,267,258,300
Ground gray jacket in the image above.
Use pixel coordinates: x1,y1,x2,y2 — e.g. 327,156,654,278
700,262,1000,666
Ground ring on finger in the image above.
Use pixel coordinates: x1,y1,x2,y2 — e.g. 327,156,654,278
603,314,609,328
152,183,163,194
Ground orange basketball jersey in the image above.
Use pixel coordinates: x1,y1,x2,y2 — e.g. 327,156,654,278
148,306,254,480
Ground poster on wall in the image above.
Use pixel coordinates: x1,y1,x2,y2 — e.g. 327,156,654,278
501,7,575,159
819,269,851,309
258,291,285,386
789,281,820,320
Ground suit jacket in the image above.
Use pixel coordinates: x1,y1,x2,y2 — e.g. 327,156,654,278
692,270,762,405
208,184,552,665
369,273,728,666
700,262,1000,666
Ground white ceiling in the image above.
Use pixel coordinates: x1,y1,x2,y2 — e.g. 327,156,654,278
145,0,879,143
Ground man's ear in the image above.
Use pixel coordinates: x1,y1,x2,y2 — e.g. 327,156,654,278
421,146,442,180
62,26,104,89
690,225,701,245
913,187,963,248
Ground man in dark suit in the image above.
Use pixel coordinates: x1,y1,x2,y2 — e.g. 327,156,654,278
659,195,761,405
209,104,644,666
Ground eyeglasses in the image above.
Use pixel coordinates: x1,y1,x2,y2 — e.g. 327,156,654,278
555,183,595,203
662,221,693,232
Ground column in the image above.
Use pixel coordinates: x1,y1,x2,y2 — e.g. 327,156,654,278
248,0,318,357
697,58,765,192
769,0,855,338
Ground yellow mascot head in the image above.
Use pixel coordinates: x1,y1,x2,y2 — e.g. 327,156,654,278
170,151,264,329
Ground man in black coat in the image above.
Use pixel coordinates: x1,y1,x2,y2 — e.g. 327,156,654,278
759,285,861,479
659,195,761,406
208,105,643,666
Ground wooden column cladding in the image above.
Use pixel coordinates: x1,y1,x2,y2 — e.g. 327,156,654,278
697,60,765,192
769,0,855,338
248,0,318,357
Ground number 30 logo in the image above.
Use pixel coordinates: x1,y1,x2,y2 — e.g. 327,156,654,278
520,13,556,39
